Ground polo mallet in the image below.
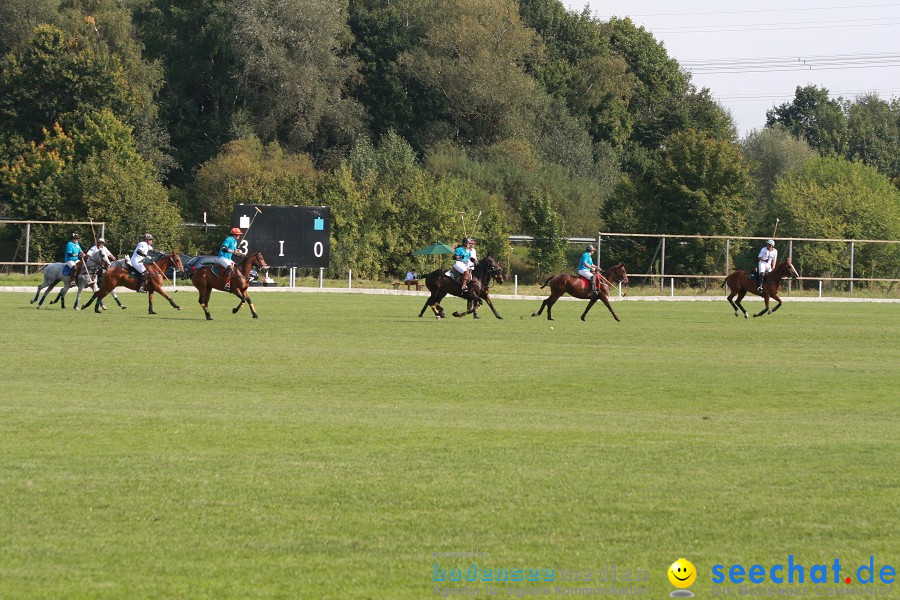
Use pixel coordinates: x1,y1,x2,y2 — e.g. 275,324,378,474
458,211,467,237
772,218,780,240
238,206,263,245
470,210,483,240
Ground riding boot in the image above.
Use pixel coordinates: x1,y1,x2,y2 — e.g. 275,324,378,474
590,277,597,298
223,266,233,290
136,272,144,293
757,272,764,293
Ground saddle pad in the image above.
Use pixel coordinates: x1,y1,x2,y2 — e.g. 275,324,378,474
62,265,73,276
579,276,591,287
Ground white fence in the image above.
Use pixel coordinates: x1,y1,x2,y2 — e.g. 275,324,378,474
510,232,900,295
0,219,106,275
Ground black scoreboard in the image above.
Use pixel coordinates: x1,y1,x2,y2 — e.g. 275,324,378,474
231,204,330,268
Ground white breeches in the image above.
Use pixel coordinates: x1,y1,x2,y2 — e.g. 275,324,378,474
578,268,593,280
758,261,771,276
131,257,147,274
65,260,77,269
453,261,468,274
215,257,234,269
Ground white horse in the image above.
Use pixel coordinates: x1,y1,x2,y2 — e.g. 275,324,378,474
30,252,116,310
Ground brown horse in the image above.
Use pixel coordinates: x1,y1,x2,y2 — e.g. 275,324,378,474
532,263,629,322
418,254,504,319
191,251,269,320
724,257,800,318
86,252,185,314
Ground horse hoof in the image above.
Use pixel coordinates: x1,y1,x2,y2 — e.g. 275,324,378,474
232,308,239,314
149,310,157,315
206,315,213,321
101,305,108,310
29,299,35,304
175,306,182,311
73,306,80,311
581,315,586,321
121,305,127,309
252,314,259,319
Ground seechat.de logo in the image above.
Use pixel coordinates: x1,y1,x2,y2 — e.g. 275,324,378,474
669,558,697,597
711,556,896,586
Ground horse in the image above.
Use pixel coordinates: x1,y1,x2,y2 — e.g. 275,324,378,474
191,251,269,320
85,252,185,314
30,252,106,310
418,254,505,319
723,257,800,318
531,263,629,322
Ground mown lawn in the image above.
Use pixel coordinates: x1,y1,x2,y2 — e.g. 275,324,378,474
0,292,897,598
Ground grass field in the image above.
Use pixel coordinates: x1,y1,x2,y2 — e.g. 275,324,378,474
0,291,897,599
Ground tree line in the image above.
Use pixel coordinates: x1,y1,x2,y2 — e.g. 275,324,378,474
1,0,897,281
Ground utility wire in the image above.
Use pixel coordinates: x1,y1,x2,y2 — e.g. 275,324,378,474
600,3,900,18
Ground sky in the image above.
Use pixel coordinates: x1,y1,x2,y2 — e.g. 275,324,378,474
560,0,900,137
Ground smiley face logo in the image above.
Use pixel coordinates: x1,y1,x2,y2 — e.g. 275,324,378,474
668,558,697,588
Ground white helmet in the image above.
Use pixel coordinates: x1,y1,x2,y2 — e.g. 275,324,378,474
766,239,775,246
97,237,106,244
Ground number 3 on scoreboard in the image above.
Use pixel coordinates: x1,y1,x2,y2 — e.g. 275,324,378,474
238,240,249,254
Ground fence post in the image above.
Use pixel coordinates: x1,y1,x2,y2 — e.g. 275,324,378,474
849,241,855,295
514,274,518,297
660,236,666,292
24,223,30,276
618,281,622,297
319,267,323,288
788,240,793,294
348,269,352,289
819,280,822,298
670,277,674,297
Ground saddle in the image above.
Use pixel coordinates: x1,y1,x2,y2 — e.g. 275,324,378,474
578,275,591,287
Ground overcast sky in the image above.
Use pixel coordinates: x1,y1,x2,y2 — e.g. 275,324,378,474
560,0,900,138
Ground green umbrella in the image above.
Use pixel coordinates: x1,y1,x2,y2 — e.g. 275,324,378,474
412,242,454,256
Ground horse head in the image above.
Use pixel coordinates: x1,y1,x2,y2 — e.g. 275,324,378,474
250,251,269,273
607,263,629,286
169,251,185,274
781,257,799,279
479,253,504,284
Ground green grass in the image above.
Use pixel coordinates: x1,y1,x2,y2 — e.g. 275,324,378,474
0,292,898,599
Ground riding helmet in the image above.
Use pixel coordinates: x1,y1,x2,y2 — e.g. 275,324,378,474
144,233,154,241
766,239,775,246
231,227,242,236
72,232,80,239
97,237,105,243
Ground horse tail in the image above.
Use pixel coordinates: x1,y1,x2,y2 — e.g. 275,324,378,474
539,276,554,289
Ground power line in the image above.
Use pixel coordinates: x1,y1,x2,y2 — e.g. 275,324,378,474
655,19,900,34
600,3,900,18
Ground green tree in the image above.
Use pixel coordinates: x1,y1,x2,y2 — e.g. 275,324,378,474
846,94,900,183
231,0,365,157
766,85,848,156
741,125,817,212
191,136,319,229
520,188,566,276
399,0,545,146
771,157,900,279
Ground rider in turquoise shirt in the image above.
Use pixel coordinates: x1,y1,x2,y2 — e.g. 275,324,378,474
453,238,473,292
64,233,84,280
216,228,244,290
577,244,600,297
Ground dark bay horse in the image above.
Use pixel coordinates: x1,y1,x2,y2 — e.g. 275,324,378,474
418,254,504,319
191,251,269,320
86,252,185,314
532,263,629,322
724,257,800,318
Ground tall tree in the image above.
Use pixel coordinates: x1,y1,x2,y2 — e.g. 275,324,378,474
232,0,366,160
766,85,848,156
741,125,817,212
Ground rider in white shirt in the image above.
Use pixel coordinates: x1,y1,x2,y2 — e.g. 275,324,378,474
757,239,778,292
131,233,154,292
87,237,116,263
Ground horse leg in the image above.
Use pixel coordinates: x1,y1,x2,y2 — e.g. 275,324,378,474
599,293,621,322
112,293,126,309
31,281,45,304
73,284,85,310
735,290,749,319
770,293,783,314
753,294,770,318
83,292,96,310
482,293,502,319
726,290,740,317
244,292,258,319
580,297,599,321
39,282,58,309
148,289,156,314
151,285,181,312
232,288,246,315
